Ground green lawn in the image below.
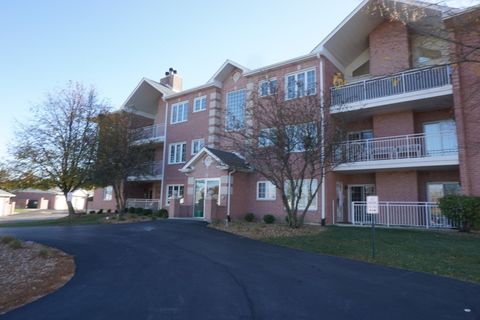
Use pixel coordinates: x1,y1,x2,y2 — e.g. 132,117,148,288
264,226,480,283
0,214,107,228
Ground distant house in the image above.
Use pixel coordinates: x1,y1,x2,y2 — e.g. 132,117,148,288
0,189,15,216
13,189,88,211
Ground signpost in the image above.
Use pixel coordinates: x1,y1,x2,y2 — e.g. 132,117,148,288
366,196,379,258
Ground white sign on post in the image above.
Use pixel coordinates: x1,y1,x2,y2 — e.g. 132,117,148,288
366,196,379,214
67,192,73,202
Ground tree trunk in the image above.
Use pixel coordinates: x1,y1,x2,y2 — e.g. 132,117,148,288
63,192,76,215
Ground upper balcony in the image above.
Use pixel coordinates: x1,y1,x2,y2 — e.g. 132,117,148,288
334,131,458,172
131,124,165,145
330,65,453,115
127,161,163,181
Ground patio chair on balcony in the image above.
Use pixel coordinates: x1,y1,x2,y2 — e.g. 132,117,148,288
372,146,397,160
396,143,422,159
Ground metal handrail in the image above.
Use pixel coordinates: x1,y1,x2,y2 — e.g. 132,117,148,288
330,65,452,106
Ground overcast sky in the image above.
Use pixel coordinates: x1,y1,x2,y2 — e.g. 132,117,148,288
0,0,474,160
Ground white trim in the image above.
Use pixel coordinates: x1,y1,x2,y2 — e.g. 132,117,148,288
159,101,169,208
207,59,250,84
244,53,319,76
258,78,278,97
166,184,185,205
256,181,276,201
180,147,223,172
193,96,207,112
334,155,459,172
121,77,171,109
165,83,220,100
168,141,187,164
284,67,317,100
191,138,205,155
193,178,222,218
170,100,189,124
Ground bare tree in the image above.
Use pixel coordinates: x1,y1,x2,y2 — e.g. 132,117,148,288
93,111,155,213
222,85,344,228
11,81,110,214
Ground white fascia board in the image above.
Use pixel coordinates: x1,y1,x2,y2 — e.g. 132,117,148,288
334,155,459,172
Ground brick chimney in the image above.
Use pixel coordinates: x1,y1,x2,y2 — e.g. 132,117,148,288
160,67,183,92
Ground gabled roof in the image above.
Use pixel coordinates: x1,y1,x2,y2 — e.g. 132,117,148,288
121,78,173,118
207,60,250,85
180,147,251,173
310,0,457,69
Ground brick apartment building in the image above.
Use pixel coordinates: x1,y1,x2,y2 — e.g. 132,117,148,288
91,0,480,227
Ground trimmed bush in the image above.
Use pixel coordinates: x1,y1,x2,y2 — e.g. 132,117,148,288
439,195,480,232
144,209,153,216
107,209,112,214
263,214,275,224
114,209,119,214
244,212,255,222
135,207,144,215
158,208,169,219
128,207,135,214
97,209,104,214
89,210,96,214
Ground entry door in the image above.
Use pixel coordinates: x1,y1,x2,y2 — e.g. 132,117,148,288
423,120,457,156
193,179,220,218
348,185,376,222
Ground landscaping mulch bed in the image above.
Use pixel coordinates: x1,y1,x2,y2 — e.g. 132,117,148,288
210,221,325,239
0,237,75,314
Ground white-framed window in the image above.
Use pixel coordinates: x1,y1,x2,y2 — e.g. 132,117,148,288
285,69,316,99
103,186,113,201
284,179,318,210
259,128,276,147
286,122,318,152
171,101,188,124
225,89,246,131
257,181,276,200
259,79,278,97
167,184,185,205
168,142,186,164
193,96,207,112
191,138,205,155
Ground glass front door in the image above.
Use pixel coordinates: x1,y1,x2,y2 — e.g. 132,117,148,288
193,179,220,218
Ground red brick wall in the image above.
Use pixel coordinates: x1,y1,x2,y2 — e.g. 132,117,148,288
414,109,454,133
376,171,418,201
369,21,410,76
449,14,480,196
373,111,414,137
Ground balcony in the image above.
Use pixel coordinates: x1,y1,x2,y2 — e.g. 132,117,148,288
127,161,163,181
334,131,458,172
351,201,457,229
330,65,452,114
131,124,165,145
126,198,161,210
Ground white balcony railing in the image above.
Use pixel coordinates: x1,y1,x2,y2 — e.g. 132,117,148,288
330,65,451,107
335,131,457,163
131,124,165,143
126,198,161,210
351,201,458,229
128,161,163,180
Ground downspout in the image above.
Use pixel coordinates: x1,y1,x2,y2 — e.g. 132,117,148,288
226,169,236,224
319,54,326,226
159,100,168,209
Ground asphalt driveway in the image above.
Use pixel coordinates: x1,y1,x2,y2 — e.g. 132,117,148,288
1,220,479,320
